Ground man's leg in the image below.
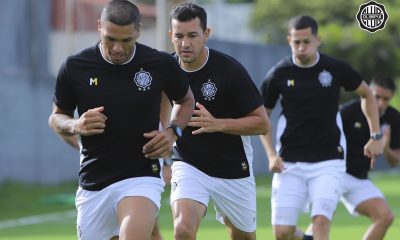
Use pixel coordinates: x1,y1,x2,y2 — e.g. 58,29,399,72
310,215,330,240
223,216,256,240
308,160,344,240
151,218,163,240
356,198,394,240
117,196,158,240
172,198,206,240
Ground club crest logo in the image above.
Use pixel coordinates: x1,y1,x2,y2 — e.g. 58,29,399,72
134,68,152,91
356,1,388,33
201,79,217,101
318,70,333,87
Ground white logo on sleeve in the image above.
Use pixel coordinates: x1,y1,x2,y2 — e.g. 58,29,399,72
201,79,217,101
134,68,152,91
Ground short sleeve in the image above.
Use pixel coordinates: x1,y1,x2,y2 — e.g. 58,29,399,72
260,66,280,109
52,60,77,111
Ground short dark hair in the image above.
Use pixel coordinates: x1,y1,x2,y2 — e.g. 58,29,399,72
170,2,207,31
288,15,318,36
371,76,397,93
100,0,141,27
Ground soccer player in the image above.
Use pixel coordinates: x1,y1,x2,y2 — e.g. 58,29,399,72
168,2,270,240
259,15,383,240
339,76,399,240
48,1,194,239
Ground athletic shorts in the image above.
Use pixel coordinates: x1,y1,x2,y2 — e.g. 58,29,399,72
170,161,256,232
75,177,164,240
340,173,384,216
271,159,345,226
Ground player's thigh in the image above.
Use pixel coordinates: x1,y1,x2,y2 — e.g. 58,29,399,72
341,174,384,216
356,197,392,220
76,187,120,240
117,196,158,239
308,168,343,219
212,177,257,233
170,161,210,206
271,170,308,226
170,161,209,228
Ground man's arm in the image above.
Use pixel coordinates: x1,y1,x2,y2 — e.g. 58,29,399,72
189,102,269,136
382,126,400,167
48,104,107,137
259,108,285,173
143,88,195,159
168,88,195,130
159,91,172,130
354,81,384,164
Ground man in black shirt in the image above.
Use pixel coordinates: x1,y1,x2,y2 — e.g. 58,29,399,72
339,76,399,240
260,15,383,240
168,3,269,240
48,1,194,239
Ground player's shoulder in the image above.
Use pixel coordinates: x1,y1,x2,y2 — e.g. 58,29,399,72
209,48,241,65
136,43,176,61
386,106,400,119
62,44,99,70
265,56,292,78
319,52,353,68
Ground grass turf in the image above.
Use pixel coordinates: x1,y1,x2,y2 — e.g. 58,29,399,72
0,172,399,239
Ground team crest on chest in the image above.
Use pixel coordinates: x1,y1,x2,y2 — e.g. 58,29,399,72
201,79,217,101
134,68,152,91
318,70,333,87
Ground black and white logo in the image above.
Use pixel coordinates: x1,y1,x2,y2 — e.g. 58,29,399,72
201,79,217,101
134,68,152,91
356,1,388,33
318,70,332,87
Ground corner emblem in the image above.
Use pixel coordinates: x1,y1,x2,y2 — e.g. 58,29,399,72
356,1,388,33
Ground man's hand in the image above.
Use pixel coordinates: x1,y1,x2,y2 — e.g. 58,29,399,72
143,129,177,159
364,138,384,169
74,107,107,136
269,154,285,173
189,102,220,134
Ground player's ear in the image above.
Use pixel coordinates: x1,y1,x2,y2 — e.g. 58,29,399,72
135,22,142,39
97,19,101,33
168,29,173,40
204,27,211,42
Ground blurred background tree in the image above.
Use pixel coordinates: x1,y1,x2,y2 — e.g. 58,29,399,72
250,0,400,108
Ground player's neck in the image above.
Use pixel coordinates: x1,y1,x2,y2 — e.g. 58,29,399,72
99,41,136,65
293,52,320,68
180,47,209,72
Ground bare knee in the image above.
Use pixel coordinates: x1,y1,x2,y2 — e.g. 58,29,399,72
273,225,296,240
230,230,256,240
174,220,197,240
313,215,330,228
373,210,394,227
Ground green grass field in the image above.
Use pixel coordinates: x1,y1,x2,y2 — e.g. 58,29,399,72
0,172,399,240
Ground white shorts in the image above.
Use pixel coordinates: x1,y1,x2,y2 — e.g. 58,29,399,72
271,159,345,226
340,173,384,216
76,177,164,240
170,161,256,232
